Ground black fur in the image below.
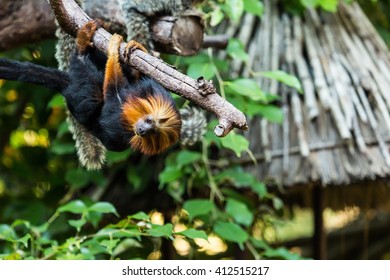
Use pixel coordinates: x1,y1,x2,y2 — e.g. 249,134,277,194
0,58,70,92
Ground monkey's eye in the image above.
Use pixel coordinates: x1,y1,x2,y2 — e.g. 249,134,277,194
145,116,154,125
159,117,169,124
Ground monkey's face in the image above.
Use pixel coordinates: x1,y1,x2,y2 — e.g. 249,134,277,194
122,95,181,155
134,115,156,137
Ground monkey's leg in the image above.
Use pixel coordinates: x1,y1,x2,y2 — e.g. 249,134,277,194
102,34,126,97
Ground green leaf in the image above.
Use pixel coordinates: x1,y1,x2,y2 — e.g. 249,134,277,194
176,229,208,240
33,223,49,234
187,63,215,80
225,79,265,101
246,104,283,123
264,247,302,260
272,197,284,210
213,221,248,245
176,151,202,167
57,122,70,138
86,211,103,228
180,53,209,65
300,0,318,8
159,166,183,184
57,253,86,260
89,171,108,186
0,225,16,240
127,168,142,189
113,238,143,257
183,199,214,221
210,7,224,26
225,199,253,227
319,0,338,12
243,0,264,17
68,218,87,232
11,219,31,229
3,252,22,260
261,70,303,93
47,94,65,108
50,141,75,155
226,39,249,61
16,234,31,248
250,237,270,250
216,168,255,187
220,132,249,157
65,169,90,189
148,224,173,238
106,150,131,164
97,228,142,239
89,202,118,216
100,238,120,255
58,200,87,214
226,0,244,23
129,212,150,221
252,182,267,199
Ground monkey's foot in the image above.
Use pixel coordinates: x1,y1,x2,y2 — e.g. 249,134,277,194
76,20,101,55
124,40,148,63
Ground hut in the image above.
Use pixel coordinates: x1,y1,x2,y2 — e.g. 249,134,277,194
218,0,390,259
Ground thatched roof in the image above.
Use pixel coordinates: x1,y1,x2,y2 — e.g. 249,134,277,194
222,1,390,187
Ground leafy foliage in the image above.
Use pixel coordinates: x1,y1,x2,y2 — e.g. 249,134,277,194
281,0,357,13
0,0,308,260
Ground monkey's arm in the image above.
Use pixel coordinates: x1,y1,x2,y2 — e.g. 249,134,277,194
102,33,148,97
0,58,70,92
102,34,126,97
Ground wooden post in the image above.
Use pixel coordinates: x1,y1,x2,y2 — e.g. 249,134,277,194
313,185,327,259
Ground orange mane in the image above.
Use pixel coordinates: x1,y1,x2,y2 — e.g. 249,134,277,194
121,94,181,155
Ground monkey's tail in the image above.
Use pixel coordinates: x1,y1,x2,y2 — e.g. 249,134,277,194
0,58,70,92
67,112,106,170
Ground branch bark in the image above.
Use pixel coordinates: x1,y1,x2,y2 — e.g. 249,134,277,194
49,0,248,136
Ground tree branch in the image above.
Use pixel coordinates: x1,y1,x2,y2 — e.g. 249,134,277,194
49,0,248,136
0,0,229,54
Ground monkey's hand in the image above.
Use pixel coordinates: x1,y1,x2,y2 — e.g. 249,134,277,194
76,20,101,55
124,40,149,80
125,40,148,62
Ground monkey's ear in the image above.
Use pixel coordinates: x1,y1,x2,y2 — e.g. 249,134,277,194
103,34,126,97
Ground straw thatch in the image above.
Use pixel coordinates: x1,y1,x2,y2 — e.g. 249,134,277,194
222,0,390,188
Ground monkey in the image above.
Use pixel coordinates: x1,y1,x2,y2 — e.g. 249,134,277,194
63,20,182,155
0,21,182,158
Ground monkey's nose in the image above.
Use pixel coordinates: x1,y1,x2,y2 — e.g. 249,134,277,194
135,120,154,137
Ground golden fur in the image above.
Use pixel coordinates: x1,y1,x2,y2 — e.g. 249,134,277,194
121,94,181,155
